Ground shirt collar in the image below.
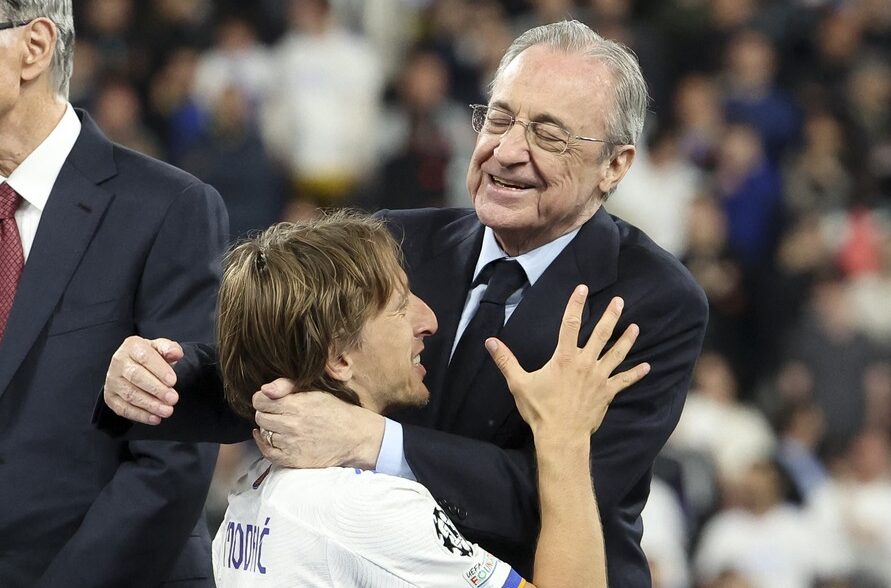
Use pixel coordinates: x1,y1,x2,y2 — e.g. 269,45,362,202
1,103,81,212
472,225,581,286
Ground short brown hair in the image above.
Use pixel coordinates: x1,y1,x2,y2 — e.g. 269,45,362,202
217,210,404,421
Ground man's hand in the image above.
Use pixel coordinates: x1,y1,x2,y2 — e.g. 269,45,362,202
253,380,386,470
103,336,183,425
485,285,650,441
487,286,650,588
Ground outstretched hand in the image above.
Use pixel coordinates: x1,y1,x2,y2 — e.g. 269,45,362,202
485,285,650,440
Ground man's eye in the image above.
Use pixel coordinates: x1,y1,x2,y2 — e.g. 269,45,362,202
534,125,565,142
486,115,512,129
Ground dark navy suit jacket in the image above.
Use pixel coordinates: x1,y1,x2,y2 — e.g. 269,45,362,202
103,206,707,587
384,208,707,586
0,111,226,587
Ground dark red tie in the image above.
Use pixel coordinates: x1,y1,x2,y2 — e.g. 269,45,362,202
0,182,24,342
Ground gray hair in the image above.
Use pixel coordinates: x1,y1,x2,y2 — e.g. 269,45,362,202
491,20,648,147
0,0,74,98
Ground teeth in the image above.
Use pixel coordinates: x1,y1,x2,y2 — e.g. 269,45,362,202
412,355,421,365
493,176,529,190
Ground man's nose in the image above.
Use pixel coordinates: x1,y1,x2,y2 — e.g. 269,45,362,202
409,294,438,338
493,121,532,165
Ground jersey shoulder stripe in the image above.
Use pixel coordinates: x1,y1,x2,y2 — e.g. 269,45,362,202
501,569,528,588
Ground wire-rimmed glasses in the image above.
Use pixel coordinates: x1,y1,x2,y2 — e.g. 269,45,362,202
0,19,33,32
469,103,615,155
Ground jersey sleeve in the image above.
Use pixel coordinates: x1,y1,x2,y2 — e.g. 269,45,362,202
326,471,528,588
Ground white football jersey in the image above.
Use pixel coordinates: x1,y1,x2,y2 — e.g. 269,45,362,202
213,459,528,588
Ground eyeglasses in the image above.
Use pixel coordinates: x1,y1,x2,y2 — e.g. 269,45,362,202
469,104,615,155
0,19,33,32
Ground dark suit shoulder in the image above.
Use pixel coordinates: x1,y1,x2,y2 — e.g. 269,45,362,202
612,215,708,323
69,111,218,213
109,144,213,203
379,207,476,238
378,207,479,265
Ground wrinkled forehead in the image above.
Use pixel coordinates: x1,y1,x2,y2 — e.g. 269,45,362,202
490,46,614,134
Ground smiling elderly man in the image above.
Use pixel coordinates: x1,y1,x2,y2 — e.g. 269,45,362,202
102,20,707,587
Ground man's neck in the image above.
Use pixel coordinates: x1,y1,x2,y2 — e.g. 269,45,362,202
0,94,67,177
493,205,600,257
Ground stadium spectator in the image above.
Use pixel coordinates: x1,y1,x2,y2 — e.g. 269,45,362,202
694,461,835,588
609,122,702,256
260,0,383,211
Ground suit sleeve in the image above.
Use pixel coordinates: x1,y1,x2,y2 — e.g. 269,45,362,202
39,182,228,587
403,276,708,572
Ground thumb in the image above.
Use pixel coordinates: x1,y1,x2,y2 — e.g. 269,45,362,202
485,338,523,389
260,378,296,400
150,338,183,365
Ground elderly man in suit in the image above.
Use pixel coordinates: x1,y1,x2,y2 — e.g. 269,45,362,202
104,20,707,587
0,1,226,586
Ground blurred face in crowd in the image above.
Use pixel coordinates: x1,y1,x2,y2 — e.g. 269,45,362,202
400,51,448,112
848,430,891,483
342,270,438,414
727,31,776,91
85,0,133,35
466,45,634,255
738,462,783,515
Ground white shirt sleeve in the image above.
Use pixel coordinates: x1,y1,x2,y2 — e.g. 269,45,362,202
374,418,417,481
324,472,527,588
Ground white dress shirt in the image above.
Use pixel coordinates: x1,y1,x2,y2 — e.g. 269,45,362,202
376,225,580,480
0,103,81,262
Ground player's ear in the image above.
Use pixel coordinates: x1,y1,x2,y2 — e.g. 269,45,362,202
324,345,354,383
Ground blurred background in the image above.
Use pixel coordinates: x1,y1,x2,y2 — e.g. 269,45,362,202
68,1,890,586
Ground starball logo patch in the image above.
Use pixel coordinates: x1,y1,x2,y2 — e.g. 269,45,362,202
432,506,474,557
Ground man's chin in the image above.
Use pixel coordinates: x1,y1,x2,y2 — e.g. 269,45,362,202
382,388,430,415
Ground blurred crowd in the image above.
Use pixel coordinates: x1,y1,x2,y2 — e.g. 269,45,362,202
69,0,891,587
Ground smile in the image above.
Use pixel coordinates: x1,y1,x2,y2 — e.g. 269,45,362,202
491,175,534,190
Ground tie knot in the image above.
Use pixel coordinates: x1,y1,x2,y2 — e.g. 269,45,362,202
480,259,527,305
0,183,21,220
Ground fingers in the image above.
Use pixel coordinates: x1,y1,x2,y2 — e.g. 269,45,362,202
108,376,175,417
555,285,588,355
254,410,290,434
485,337,523,389
253,428,286,462
120,336,178,391
253,391,282,415
583,296,624,361
119,361,178,406
259,378,297,400
607,362,651,399
104,336,180,423
104,391,164,426
150,337,184,365
598,323,640,375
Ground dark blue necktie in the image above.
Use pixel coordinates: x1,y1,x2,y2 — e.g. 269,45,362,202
442,259,527,424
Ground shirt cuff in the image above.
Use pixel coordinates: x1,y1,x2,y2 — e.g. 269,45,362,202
374,418,417,481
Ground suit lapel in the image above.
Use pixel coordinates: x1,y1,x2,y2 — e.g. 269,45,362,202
500,206,620,355
448,207,621,433
0,114,116,398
